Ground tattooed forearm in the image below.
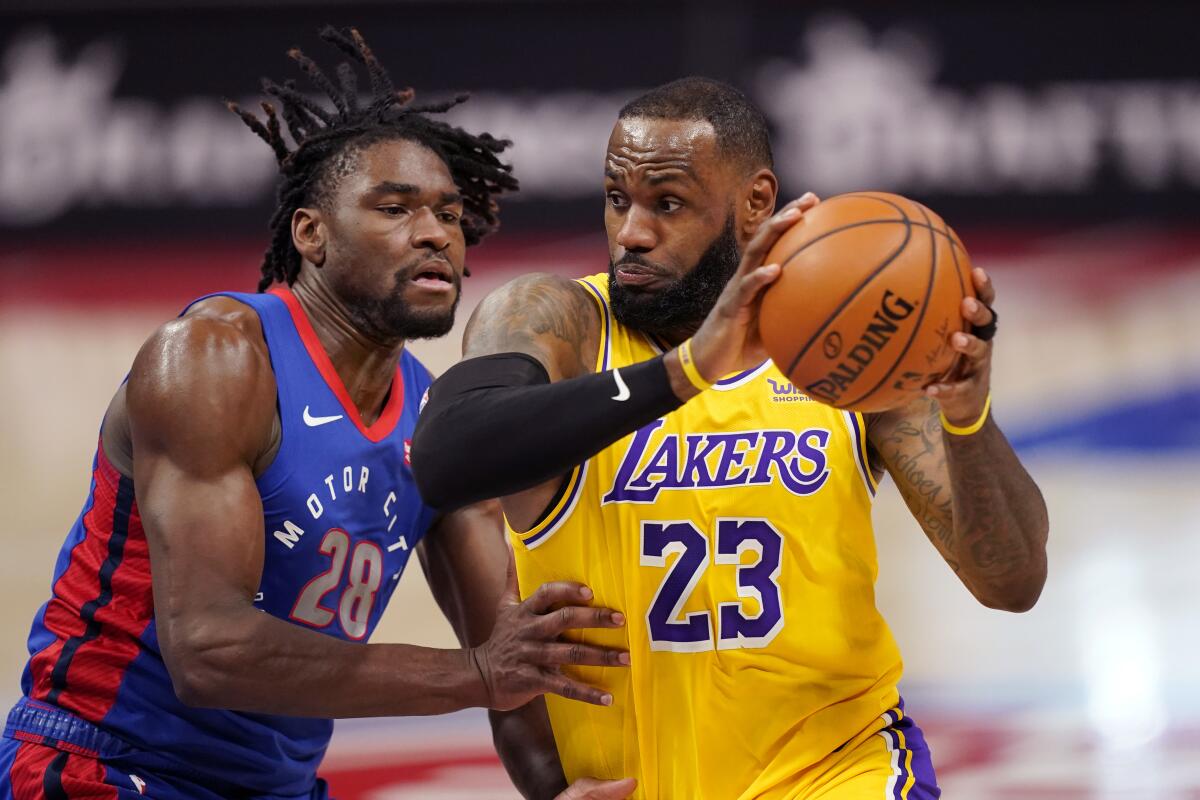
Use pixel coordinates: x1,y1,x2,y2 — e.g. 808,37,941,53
882,416,956,553
944,418,1047,580
870,398,1049,611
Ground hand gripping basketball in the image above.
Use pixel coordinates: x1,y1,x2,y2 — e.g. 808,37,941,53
924,267,997,426
687,193,821,383
756,191,981,412
469,552,629,711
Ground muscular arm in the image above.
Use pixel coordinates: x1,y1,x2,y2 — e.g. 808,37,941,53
868,396,1049,611
463,272,600,382
129,300,622,718
418,501,568,798
128,305,489,717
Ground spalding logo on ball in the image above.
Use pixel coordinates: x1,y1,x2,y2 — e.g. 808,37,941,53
758,192,975,413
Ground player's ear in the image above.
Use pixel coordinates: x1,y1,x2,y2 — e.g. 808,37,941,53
744,169,778,235
292,207,326,267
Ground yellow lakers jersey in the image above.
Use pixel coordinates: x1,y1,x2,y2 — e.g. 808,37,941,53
508,274,904,799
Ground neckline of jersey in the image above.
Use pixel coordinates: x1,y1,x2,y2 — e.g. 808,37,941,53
269,286,405,443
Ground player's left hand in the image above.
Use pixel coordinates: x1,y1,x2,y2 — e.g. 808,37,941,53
924,266,995,426
554,777,638,800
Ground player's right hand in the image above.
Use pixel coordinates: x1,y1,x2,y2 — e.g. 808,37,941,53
470,554,628,711
686,192,819,385
554,777,638,800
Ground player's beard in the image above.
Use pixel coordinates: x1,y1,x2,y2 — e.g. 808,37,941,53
609,213,740,338
344,266,463,342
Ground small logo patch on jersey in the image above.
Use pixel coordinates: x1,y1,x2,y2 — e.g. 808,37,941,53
404,438,412,467
303,406,344,427
419,386,431,414
766,378,813,403
611,368,631,401
129,775,146,795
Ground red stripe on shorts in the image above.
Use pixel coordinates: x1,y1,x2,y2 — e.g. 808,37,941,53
56,748,118,800
8,741,56,800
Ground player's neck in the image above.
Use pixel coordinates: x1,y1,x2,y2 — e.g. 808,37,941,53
643,319,701,349
290,277,406,423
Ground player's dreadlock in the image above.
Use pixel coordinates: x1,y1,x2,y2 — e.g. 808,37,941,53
227,26,518,292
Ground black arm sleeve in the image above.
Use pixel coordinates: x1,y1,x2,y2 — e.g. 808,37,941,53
411,352,683,511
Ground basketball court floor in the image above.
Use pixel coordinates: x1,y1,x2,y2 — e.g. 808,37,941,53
2,228,1197,797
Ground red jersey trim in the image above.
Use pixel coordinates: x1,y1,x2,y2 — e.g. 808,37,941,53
29,439,152,724
269,287,405,443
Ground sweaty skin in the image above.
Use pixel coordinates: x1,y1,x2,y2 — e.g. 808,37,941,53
455,117,1048,798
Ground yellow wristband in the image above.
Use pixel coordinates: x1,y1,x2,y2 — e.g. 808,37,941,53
678,339,714,392
940,393,992,436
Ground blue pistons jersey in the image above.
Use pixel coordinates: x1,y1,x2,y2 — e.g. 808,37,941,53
2,287,437,798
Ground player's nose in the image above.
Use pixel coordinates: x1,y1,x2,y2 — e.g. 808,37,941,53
410,207,452,251
615,206,657,253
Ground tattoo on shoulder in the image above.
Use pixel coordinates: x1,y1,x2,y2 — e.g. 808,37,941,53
466,275,597,375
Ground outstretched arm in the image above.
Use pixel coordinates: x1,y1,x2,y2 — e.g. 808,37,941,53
129,301,625,718
868,268,1049,612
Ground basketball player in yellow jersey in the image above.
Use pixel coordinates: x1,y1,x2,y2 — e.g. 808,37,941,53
413,78,1049,800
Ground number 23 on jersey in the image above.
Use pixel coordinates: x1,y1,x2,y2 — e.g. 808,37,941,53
641,518,784,653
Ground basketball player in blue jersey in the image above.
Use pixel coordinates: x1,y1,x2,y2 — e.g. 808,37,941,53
0,29,629,800
414,78,1050,799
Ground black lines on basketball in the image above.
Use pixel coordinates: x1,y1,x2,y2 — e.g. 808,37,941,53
783,216,914,376
838,203,939,409
758,191,975,412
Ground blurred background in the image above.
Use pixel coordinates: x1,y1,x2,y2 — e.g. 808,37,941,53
2,1,1199,797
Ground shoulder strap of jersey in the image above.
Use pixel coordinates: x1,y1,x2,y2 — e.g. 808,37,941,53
575,275,612,373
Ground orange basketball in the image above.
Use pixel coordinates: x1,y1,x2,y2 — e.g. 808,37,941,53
758,192,975,413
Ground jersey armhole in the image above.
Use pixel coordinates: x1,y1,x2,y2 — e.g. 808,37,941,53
842,411,878,498
575,279,612,373
507,461,588,550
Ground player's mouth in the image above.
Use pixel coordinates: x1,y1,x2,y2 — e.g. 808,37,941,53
409,259,456,294
614,262,668,289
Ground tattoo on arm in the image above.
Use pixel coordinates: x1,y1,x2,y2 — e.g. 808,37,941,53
868,395,1046,582
943,419,1046,578
870,397,1048,604
464,274,599,380
873,400,959,568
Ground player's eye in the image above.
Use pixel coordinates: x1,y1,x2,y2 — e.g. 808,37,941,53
607,192,628,210
379,205,407,217
437,211,462,224
658,197,683,213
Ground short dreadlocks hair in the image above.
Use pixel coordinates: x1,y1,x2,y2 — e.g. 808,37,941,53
227,26,518,292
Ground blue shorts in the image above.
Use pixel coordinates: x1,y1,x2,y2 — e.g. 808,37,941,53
0,736,333,800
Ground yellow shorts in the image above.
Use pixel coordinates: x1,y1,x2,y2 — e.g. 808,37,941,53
768,704,940,800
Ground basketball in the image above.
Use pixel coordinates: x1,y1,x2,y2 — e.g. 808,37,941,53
758,192,976,413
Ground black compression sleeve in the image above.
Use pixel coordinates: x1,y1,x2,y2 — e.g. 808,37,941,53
411,352,683,511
